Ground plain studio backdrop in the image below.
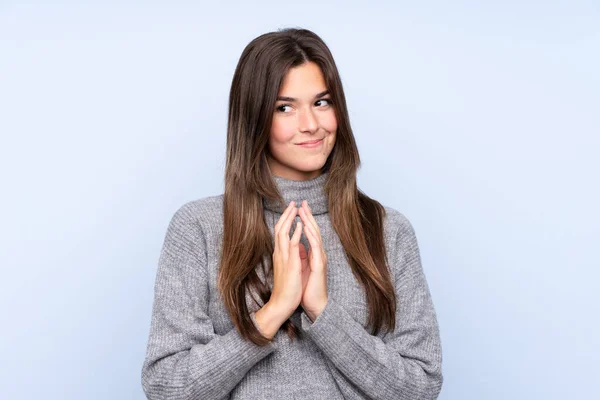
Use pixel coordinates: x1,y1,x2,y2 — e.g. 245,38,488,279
0,1,598,399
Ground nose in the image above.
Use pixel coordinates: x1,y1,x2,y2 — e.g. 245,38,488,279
298,107,318,133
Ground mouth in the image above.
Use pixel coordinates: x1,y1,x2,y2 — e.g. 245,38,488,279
296,138,324,146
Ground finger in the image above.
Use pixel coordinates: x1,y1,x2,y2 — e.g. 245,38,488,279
290,220,302,250
274,202,295,255
302,218,317,249
274,200,295,235
298,206,316,234
274,201,293,236
278,205,297,256
303,221,324,256
299,206,321,244
301,200,321,237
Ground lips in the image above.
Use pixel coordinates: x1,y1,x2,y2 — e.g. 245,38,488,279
296,138,324,145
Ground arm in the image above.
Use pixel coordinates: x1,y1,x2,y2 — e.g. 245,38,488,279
141,203,277,400
299,213,443,400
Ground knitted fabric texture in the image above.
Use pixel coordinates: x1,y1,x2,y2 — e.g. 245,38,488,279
141,171,443,399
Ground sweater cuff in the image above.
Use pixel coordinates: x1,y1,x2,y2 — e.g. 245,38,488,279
250,311,278,344
300,297,338,332
188,317,277,378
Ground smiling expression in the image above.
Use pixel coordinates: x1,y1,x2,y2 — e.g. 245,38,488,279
266,61,337,181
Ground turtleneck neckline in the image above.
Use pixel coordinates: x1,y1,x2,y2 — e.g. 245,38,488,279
263,171,329,215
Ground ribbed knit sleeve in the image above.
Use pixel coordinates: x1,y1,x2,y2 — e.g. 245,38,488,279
299,213,443,400
141,203,277,400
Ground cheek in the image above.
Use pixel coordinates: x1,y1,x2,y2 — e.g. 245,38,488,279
322,112,337,150
268,117,296,159
321,112,338,133
270,117,296,143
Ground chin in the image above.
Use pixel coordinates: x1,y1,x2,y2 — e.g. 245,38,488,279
291,160,327,172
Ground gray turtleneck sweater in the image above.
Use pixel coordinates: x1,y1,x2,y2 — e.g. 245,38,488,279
141,171,443,399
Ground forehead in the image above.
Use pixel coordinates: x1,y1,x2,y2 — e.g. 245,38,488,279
279,62,327,95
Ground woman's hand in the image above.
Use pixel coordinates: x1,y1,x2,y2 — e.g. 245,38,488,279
270,200,305,320
298,200,328,322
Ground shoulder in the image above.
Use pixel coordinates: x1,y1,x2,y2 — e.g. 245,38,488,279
381,204,418,243
168,194,224,237
379,203,422,271
379,205,424,282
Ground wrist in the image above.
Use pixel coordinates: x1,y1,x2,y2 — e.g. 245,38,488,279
305,298,328,322
254,301,290,339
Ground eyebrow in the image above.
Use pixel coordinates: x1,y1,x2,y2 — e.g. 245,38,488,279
276,90,330,102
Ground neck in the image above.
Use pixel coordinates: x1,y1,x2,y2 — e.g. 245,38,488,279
263,171,329,215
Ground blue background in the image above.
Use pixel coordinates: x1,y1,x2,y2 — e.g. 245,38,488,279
1,1,598,399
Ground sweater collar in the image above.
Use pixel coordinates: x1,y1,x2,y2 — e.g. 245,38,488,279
263,171,329,215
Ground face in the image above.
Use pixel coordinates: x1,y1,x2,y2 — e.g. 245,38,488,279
266,61,337,181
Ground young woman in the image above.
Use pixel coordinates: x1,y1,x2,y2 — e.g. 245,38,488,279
141,28,443,399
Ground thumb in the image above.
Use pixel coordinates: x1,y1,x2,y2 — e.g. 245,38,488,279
298,242,308,260
299,243,309,274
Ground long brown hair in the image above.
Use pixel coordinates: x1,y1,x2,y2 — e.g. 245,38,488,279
218,28,396,346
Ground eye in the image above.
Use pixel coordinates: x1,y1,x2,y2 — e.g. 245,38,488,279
276,104,293,113
316,98,333,107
